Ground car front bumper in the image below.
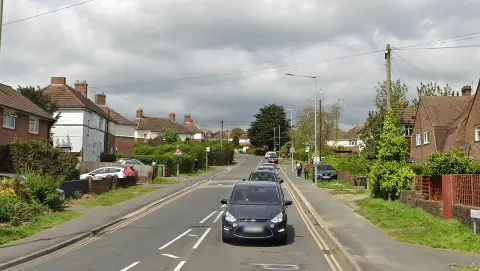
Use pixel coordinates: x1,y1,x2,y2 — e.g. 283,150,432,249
222,219,286,240
315,174,337,181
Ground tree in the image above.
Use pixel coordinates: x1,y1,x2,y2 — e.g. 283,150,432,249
247,104,290,150
232,128,244,135
374,79,409,118
368,110,414,200
358,109,385,160
411,82,456,110
163,129,180,144
17,86,59,115
232,136,240,147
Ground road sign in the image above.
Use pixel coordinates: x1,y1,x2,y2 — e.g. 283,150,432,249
175,147,182,156
471,209,480,219
206,147,211,152
305,146,309,153
289,146,295,153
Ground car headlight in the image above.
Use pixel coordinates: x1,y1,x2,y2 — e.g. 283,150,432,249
270,212,283,223
225,211,236,223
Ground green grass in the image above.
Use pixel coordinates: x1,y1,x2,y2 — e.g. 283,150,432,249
450,264,480,271
80,186,161,206
152,177,179,184
355,198,480,253
317,180,353,189
0,211,81,245
182,166,214,177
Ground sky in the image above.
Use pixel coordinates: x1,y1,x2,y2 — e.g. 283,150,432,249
1,0,480,132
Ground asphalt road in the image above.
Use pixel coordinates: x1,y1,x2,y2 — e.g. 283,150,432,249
6,156,354,271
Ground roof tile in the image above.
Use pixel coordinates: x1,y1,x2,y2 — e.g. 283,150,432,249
0,83,54,120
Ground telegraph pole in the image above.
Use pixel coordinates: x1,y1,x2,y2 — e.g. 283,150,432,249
227,120,230,142
278,125,281,157
385,44,392,110
273,127,276,152
319,98,322,159
0,0,4,51
221,120,224,148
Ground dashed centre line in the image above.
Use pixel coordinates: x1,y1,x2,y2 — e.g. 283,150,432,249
192,228,211,249
213,210,224,223
161,253,179,259
173,261,187,271
159,229,192,250
120,261,139,271
199,211,217,223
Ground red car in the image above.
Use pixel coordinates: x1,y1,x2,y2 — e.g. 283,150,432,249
119,165,136,177
267,154,278,164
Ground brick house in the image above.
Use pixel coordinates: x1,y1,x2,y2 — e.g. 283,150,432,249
410,83,480,163
43,77,112,162
134,109,196,142
94,93,136,155
326,125,364,152
179,113,205,141
401,106,416,154
0,83,55,145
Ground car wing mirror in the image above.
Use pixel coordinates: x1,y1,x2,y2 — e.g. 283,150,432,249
220,199,228,204
241,179,246,181
279,180,284,184
90,173,95,176
285,200,292,206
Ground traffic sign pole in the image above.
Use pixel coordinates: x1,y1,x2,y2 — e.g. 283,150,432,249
289,146,295,171
175,146,182,183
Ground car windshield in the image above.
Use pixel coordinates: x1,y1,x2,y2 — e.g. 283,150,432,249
317,164,334,170
268,154,277,158
257,167,274,171
248,172,277,182
230,186,280,205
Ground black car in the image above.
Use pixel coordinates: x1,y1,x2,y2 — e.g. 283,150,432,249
313,163,337,181
220,181,292,244
243,170,283,184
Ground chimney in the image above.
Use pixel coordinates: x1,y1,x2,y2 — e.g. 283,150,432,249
462,85,472,96
51,77,66,85
95,93,106,105
169,112,175,122
74,80,88,97
136,108,144,119
184,114,193,124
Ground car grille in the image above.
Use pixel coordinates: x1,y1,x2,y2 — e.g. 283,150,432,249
233,223,273,238
238,218,268,222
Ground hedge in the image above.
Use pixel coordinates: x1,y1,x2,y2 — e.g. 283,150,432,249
113,141,234,176
322,155,370,175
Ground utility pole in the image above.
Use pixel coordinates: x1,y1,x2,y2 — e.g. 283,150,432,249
0,0,4,51
385,44,392,110
319,98,322,159
273,127,276,152
287,108,293,171
221,120,224,148
227,120,230,142
278,125,281,157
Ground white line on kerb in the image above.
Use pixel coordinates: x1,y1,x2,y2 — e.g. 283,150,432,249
213,211,224,223
192,228,211,249
199,211,217,223
173,261,187,271
161,253,179,259
159,229,192,250
120,261,140,271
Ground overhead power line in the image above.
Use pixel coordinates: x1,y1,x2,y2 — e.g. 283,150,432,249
395,44,480,50
396,31,480,49
2,0,95,26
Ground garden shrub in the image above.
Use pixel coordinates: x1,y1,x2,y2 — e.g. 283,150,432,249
423,149,478,177
9,140,79,181
24,173,65,210
0,176,31,201
100,153,117,162
323,155,370,175
252,148,266,156
0,195,42,226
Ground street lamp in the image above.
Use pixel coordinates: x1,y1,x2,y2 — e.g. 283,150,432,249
285,73,318,185
286,108,293,171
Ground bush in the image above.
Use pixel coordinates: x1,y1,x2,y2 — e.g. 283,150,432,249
100,153,117,162
9,140,79,181
24,173,65,210
0,176,31,201
323,155,370,175
252,148,266,156
423,150,478,177
0,195,42,226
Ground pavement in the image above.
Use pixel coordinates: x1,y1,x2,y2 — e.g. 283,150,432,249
280,164,480,271
0,164,230,266
2,155,356,271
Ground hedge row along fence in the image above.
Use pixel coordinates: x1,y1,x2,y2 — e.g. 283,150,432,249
102,142,235,176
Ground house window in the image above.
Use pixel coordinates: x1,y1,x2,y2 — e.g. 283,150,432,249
99,118,104,130
423,131,429,144
3,110,17,129
475,125,480,142
349,140,357,146
404,125,413,137
29,117,39,134
415,134,421,146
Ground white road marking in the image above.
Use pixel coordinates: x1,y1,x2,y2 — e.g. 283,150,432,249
249,263,300,270
192,227,211,249
199,211,217,223
161,253,179,259
188,234,198,237
120,261,140,271
213,211,224,223
221,204,226,208
173,261,187,271
217,184,223,185
159,229,192,250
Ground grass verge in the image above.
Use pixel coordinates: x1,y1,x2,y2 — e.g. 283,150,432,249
80,186,161,206
182,166,214,177
317,180,368,195
450,264,480,271
355,198,480,253
0,211,82,245
152,177,179,184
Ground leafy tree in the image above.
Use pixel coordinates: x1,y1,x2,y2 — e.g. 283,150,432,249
248,104,290,150
423,149,478,177
232,128,244,135
17,86,59,115
358,109,385,160
374,79,409,118
232,136,240,147
411,82,457,110
368,110,414,199
163,129,180,144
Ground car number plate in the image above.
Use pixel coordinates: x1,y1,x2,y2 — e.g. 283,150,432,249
244,226,263,233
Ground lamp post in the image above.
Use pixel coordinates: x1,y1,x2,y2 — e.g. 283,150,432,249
286,108,293,171
285,73,318,185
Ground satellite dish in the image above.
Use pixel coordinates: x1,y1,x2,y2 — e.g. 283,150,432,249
462,143,470,150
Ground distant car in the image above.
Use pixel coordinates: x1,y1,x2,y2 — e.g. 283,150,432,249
220,181,292,244
264,151,276,159
267,153,278,164
262,163,279,175
256,166,276,173
0,173,65,201
115,158,145,165
119,165,137,177
79,167,128,180
314,164,337,181
243,170,283,184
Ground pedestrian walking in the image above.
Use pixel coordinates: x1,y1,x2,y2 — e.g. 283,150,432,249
296,161,302,178
304,163,309,180
194,159,199,173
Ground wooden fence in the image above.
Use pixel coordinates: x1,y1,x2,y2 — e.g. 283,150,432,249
77,162,155,183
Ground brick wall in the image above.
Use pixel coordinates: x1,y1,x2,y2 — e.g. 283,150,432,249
115,136,134,155
452,204,480,233
400,190,443,218
0,108,51,145
410,101,436,163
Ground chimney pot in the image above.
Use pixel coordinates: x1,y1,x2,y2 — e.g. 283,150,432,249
51,77,66,85
169,112,176,122
74,80,88,97
462,85,472,96
95,93,106,105
136,108,144,119
184,114,193,124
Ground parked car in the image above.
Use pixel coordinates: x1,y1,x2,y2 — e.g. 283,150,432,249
255,166,276,174
262,163,280,175
0,173,65,201
220,181,292,244
119,165,137,177
115,158,145,165
264,151,276,159
79,167,128,180
266,153,278,164
243,170,283,184
313,163,337,181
